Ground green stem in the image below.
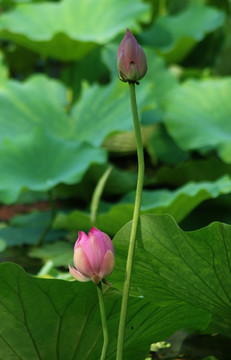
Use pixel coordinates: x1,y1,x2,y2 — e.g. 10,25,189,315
37,260,54,276
158,0,167,15
90,165,113,226
116,82,145,360
35,190,56,247
97,282,109,360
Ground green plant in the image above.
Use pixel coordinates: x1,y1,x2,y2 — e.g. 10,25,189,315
0,0,231,359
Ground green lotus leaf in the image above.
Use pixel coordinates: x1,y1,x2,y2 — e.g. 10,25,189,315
0,262,210,359
0,75,70,143
54,176,231,235
111,214,231,319
0,0,150,60
164,78,231,163
140,3,225,62
0,131,106,204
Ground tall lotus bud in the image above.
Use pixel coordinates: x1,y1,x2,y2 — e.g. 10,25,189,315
117,28,147,83
69,227,115,284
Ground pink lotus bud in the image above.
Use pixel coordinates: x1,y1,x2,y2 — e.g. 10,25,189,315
69,227,115,284
117,28,147,83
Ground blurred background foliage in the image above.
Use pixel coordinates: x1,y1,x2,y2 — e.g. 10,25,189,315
0,0,231,269
0,0,231,359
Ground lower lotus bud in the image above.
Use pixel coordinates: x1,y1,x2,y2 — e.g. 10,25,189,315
69,227,115,284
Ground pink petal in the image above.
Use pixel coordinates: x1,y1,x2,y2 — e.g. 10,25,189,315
101,232,114,254
74,246,93,277
81,228,107,272
74,230,88,250
118,29,136,62
89,227,114,253
117,50,128,81
123,31,138,68
69,265,91,282
98,250,115,278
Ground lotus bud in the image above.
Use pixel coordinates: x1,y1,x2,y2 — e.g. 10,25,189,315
117,28,147,83
69,227,115,284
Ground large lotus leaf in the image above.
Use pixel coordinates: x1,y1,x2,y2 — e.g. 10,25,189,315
0,262,210,360
205,314,231,339
140,48,178,122
156,157,231,188
54,176,231,235
120,175,231,220
0,75,71,143
140,3,225,62
0,223,64,247
110,214,231,319
71,80,132,147
0,56,176,149
54,209,92,234
71,54,178,146
54,163,139,206
29,241,73,268
146,124,189,165
0,131,107,204
0,211,65,247
164,78,231,163
0,0,150,60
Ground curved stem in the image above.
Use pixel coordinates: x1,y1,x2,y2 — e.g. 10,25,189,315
116,82,145,360
97,282,109,360
90,165,113,226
